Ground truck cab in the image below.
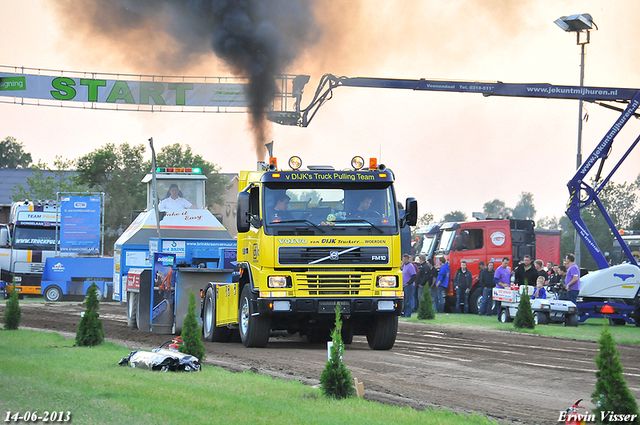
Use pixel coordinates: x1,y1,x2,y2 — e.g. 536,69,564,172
431,218,536,313
202,156,417,350
0,200,60,296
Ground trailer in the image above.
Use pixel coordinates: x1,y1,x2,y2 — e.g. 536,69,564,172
493,285,578,326
41,257,113,301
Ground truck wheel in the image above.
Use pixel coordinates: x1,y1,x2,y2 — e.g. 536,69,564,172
534,312,548,325
609,318,626,326
203,287,231,342
342,322,354,345
94,286,104,301
565,314,579,327
469,288,482,314
499,308,511,323
127,292,138,329
239,285,270,348
366,315,398,350
44,285,63,302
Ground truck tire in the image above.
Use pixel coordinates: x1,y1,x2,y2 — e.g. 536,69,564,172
469,288,482,314
94,286,104,301
44,285,63,302
239,285,270,348
366,315,398,350
342,322,354,345
565,314,579,327
609,318,626,326
499,308,511,323
127,292,138,329
534,312,548,325
203,287,231,342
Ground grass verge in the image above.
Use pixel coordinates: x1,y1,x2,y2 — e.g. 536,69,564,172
0,330,498,425
403,313,640,344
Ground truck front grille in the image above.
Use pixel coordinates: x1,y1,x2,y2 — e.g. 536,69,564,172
278,246,389,266
296,273,374,296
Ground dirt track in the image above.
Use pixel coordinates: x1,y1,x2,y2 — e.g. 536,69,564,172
11,301,640,425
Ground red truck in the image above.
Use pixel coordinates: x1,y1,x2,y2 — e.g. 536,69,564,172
418,219,561,313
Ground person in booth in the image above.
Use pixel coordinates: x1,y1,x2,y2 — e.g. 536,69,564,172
159,184,197,210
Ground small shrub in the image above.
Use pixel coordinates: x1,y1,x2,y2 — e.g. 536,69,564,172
513,286,535,329
417,288,436,320
591,326,639,424
2,289,22,330
320,305,355,399
180,289,205,361
75,283,104,346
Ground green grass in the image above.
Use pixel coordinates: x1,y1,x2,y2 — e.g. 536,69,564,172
403,313,640,344
0,330,498,425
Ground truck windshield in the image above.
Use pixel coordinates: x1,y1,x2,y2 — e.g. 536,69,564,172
13,226,57,251
263,185,398,236
420,234,438,258
611,238,640,265
436,229,456,254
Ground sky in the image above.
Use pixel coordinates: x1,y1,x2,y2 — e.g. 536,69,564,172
1,0,640,224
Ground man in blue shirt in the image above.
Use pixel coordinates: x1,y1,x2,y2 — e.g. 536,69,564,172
435,256,449,313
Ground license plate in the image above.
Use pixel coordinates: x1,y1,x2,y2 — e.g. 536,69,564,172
318,300,350,314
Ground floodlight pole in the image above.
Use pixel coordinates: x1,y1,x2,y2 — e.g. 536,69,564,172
556,14,595,269
572,30,591,268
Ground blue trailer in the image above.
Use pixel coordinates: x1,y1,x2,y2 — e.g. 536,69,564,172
41,257,114,302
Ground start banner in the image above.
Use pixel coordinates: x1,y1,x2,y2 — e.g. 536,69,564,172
0,71,249,107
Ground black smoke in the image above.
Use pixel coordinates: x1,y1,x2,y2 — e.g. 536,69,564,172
54,0,318,155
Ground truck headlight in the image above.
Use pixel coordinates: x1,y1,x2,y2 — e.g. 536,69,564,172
376,275,398,288
268,276,288,288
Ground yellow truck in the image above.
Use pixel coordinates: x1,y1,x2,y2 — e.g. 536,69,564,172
201,156,417,349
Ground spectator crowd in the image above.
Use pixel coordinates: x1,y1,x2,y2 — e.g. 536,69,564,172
399,253,581,317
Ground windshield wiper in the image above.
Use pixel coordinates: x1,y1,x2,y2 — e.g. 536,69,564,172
270,219,326,233
337,219,384,233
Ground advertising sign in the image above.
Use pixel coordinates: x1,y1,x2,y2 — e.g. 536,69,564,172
151,252,176,331
60,196,101,253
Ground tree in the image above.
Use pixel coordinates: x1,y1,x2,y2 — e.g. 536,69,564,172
76,143,147,252
411,212,434,238
597,174,639,230
513,286,535,329
0,136,32,169
1,289,22,330
75,283,104,346
152,143,229,208
512,192,536,220
443,211,467,222
536,216,560,230
591,327,639,424
417,288,436,320
180,289,206,361
11,157,86,201
483,199,512,219
320,305,355,399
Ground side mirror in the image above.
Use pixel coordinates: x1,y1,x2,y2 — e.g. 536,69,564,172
0,227,9,247
404,197,418,226
237,192,251,233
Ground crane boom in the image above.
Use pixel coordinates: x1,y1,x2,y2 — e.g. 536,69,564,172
270,73,640,269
